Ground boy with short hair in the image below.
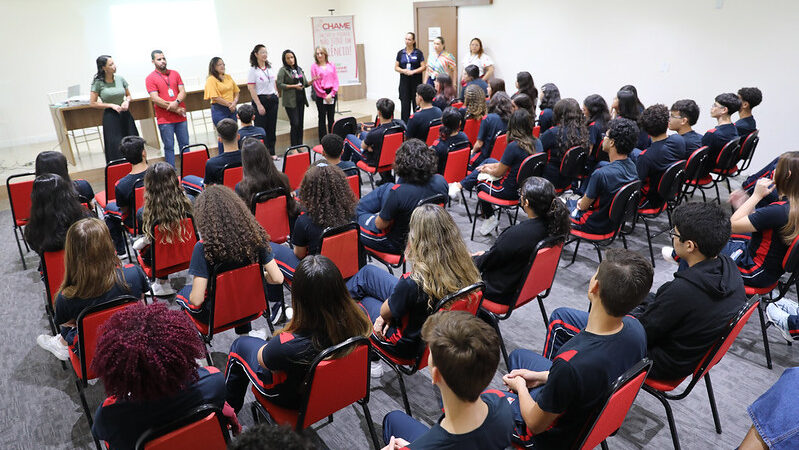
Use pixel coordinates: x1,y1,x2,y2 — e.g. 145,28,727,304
702,93,741,163
236,104,266,145
494,249,651,448
406,84,443,141
313,133,356,171
381,311,513,450
736,87,762,137
344,98,406,185
104,135,149,254
636,104,686,207
668,99,703,156
181,118,241,193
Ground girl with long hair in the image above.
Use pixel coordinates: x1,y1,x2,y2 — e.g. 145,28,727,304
511,93,535,116
540,98,590,190
583,94,611,146
89,55,139,162
515,71,538,112
25,173,90,255
204,56,240,127
470,91,513,167
36,218,149,361
248,44,279,157
612,86,650,149
462,83,488,120
347,205,481,370
488,78,506,99
537,83,561,133
310,46,339,141
235,138,298,220
432,107,471,174
474,177,570,305
432,73,456,111
35,151,94,203
276,49,311,146
224,255,372,411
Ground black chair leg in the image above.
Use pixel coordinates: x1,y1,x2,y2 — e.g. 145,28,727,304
570,239,581,265
461,190,472,223
470,202,480,241
395,371,412,417
76,380,94,427
594,244,603,262
757,300,773,369
14,227,27,270
537,297,549,328
600,441,609,450
704,373,722,434
643,219,655,267
647,389,681,450
361,402,381,450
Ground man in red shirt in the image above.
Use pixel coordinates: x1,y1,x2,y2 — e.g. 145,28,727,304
145,50,188,167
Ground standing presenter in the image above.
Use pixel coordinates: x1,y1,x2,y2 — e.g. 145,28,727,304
90,55,139,162
145,50,187,167
395,32,426,123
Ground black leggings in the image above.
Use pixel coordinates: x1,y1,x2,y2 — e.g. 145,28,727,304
315,95,336,141
102,108,139,162
252,94,279,154
284,103,306,146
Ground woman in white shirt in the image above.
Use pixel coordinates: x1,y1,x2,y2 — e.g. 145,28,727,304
461,37,494,83
247,44,279,158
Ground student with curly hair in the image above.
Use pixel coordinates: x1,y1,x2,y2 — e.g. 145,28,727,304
703,92,741,163
540,98,590,190
537,83,560,133
176,185,284,334
470,91,512,167
460,83,488,121
431,107,470,174
24,174,90,256
225,255,372,411
473,177,570,305
270,165,357,281
736,87,762,137
36,218,149,361
34,151,94,203
355,139,447,254
668,99,703,155
515,71,538,113
235,138,298,221
91,302,226,449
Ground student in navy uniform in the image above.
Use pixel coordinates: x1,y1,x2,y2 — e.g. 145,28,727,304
406,83,442,141
24,174,91,256
91,303,227,450
313,133,356,171
459,64,488,100
668,99,703,156
36,218,149,361
537,83,560,133
540,98,590,191
735,87,762,138
344,98,406,185
473,177,570,306
224,255,372,411
395,32,426,123
348,204,481,368
381,311,513,450
511,92,534,116
568,117,638,235
234,139,298,224
636,104,686,207
356,139,447,254
236,103,266,145
583,94,611,150
515,71,539,114
34,151,94,204
702,93,741,163
729,156,780,209
270,165,357,281
432,107,470,174
103,135,149,254
432,73,457,111
469,91,512,167
613,87,650,150
181,118,241,193
491,249,651,448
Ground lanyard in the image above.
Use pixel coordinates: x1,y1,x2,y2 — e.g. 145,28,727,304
158,71,172,90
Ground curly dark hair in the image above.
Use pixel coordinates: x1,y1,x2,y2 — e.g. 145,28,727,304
91,302,206,402
539,83,561,110
298,165,356,229
606,117,639,155
552,98,589,158
24,174,88,254
394,139,437,184
583,94,610,129
671,99,700,125
521,176,570,240
640,104,669,136
738,87,762,108
195,185,269,267
228,424,315,450
715,93,742,115
487,91,512,123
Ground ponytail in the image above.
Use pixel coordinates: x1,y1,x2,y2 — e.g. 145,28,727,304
545,197,571,241
94,55,111,82
521,176,571,242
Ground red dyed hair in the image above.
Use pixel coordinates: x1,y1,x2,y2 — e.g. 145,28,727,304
91,303,206,401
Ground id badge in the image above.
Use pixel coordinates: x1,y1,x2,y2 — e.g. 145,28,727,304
168,88,175,97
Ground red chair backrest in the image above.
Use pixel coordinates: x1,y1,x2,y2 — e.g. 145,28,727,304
443,146,471,184
450,101,464,109
137,405,228,450
347,174,361,199
42,250,66,307
320,224,361,279
376,131,404,167
151,217,199,278
252,189,290,244
463,118,481,144
695,298,758,377
7,173,35,226
130,184,146,233
434,282,485,316
222,166,243,190
210,263,267,332
180,145,209,180
489,133,508,161
426,124,442,146
282,146,312,191
684,146,710,181
514,241,564,309
106,160,132,202
533,125,541,138
76,297,140,380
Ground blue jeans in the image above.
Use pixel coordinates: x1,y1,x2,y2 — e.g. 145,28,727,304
356,184,403,254
346,266,409,355
382,410,429,445
158,120,189,167
211,104,237,152
270,243,300,282
748,367,799,449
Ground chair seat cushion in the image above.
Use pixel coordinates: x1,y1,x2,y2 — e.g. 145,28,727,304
712,165,738,175
686,175,713,186
364,246,403,266
356,161,391,174
480,299,511,315
94,191,108,209
645,377,686,392
638,203,667,216
745,283,778,296
311,144,324,155
477,191,519,206
570,228,616,241
251,387,300,427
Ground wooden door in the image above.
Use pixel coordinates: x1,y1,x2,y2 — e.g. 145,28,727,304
415,6,458,77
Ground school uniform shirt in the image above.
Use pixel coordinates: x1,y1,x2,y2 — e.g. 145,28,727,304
462,53,494,77
475,218,547,305
406,106,443,141
493,140,539,199
636,134,686,204
145,69,186,124
636,129,652,151
735,116,757,138
539,125,575,190
530,316,646,449
432,94,454,111
291,212,326,255
204,74,240,104
476,113,507,159
377,175,449,251
538,108,554,133
385,273,432,357
572,158,638,234
701,123,738,164
587,121,606,148
238,125,267,145
432,132,470,174
258,331,322,408
92,367,225,450
460,78,488,100
203,149,242,186
362,120,406,166
741,200,790,286
407,393,513,449
91,76,129,106
248,65,278,96
680,130,704,157
188,241,273,281
114,172,146,227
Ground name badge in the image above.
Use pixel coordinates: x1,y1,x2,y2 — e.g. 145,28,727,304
167,88,175,97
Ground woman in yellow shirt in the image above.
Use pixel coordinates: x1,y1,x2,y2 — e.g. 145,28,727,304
204,57,240,126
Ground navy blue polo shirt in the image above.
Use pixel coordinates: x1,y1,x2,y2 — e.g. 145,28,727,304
744,200,790,285
636,134,686,199
291,211,347,255
432,132,470,174
259,332,322,408
701,123,738,164
636,129,652,151
362,120,406,166
203,149,242,185
573,158,638,234
680,130,704,157
114,172,146,226
460,79,488,100
188,241,273,280
406,106,443,141
378,174,448,250
499,140,540,197
538,108,554,133
735,116,757,138
588,120,606,147
397,48,424,72
238,125,266,146
477,113,507,159
386,273,431,357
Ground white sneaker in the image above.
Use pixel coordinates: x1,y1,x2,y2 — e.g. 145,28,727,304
661,246,676,263
285,306,294,321
773,299,799,316
248,327,270,340
37,334,69,361
766,303,794,342
370,361,384,378
448,182,462,200
151,279,176,297
479,214,500,236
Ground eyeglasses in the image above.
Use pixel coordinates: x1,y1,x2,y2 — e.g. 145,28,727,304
711,103,722,109
667,227,681,240
669,114,683,120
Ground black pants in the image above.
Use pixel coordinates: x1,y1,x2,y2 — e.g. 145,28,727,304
315,93,336,140
284,103,306,146
102,108,139,162
252,94,279,155
398,75,421,123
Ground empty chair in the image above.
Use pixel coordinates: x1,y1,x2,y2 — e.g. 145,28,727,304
179,144,210,180
282,145,312,191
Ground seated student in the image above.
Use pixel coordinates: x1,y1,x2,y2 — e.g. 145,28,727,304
583,94,611,151
487,78,505,100
176,185,284,335
224,255,372,411
568,117,638,235
34,151,94,204
515,71,539,112
228,423,314,450
450,109,543,235
537,83,560,133
270,165,357,281
469,91,512,168
348,204,481,371
459,64,488,100
381,311,513,450
613,87,651,150
236,103,266,145
343,98,406,185
729,156,780,209
735,87,762,138
460,83,488,122
540,98,590,191
493,249,651,448
432,73,456,111
552,203,746,380
313,133,356,171
104,135,149,255
181,118,241,193
636,104,686,206
36,218,149,361
406,83,442,141
473,177,570,305
355,139,447,254
234,139,298,224
668,99,703,156
24,174,90,256
91,303,228,449
432,107,471,174
511,92,534,116
738,367,799,450
702,93,741,163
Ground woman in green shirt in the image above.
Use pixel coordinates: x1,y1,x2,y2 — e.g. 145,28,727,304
276,50,311,146
89,55,139,163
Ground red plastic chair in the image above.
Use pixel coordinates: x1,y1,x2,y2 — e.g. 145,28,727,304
222,164,243,191
425,119,443,146
687,138,740,204
555,146,588,194
372,282,485,416
94,159,131,210
678,146,710,204
356,126,404,189
137,217,200,281
282,145,311,191
7,172,35,268
463,118,482,145
41,250,66,335
179,144,210,180
311,117,358,160
481,237,564,368
489,132,508,161
733,130,760,174
637,160,687,267
642,298,759,450
320,222,363,279
343,167,362,200
442,141,473,220
533,125,540,139
251,188,291,244
134,404,229,450
250,336,380,449
450,101,464,109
